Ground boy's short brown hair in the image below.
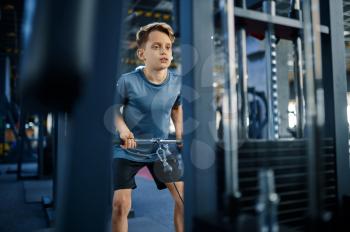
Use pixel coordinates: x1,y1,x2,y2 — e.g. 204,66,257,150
136,22,175,48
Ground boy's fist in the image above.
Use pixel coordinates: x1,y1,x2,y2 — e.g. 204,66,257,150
120,130,137,149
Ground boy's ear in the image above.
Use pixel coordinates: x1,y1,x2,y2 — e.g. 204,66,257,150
137,48,145,61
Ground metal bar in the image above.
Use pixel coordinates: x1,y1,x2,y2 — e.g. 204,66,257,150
291,0,305,138
234,7,329,34
237,39,249,140
179,0,195,230
302,0,325,225
52,113,59,210
330,0,350,203
0,57,7,157
54,0,127,231
264,0,279,140
236,0,249,140
134,138,182,144
293,36,305,138
180,0,218,228
16,110,26,180
321,0,350,205
192,0,217,217
37,114,45,178
256,168,279,232
311,0,326,222
0,116,4,156
222,0,240,198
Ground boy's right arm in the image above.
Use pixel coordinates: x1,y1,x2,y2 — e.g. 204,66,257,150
115,115,137,149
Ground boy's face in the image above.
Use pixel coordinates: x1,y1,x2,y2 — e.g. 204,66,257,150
137,30,173,70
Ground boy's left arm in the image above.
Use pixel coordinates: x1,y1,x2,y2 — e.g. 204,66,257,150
171,105,183,144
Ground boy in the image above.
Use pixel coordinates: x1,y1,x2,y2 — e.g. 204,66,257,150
112,22,184,232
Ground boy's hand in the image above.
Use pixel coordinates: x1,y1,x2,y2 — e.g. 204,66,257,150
120,130,137,149
176,137,183,153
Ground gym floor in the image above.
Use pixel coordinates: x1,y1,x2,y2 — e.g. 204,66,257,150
0,163,175,232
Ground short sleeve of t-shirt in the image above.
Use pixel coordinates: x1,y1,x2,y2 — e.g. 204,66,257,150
173,94,182,107
114,76,127,115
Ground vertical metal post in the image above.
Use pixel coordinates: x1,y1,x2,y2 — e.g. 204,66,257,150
17,110,26,180
222,0,241,203
321,0,350,205
293,36,305,138
179,0,195,230
52,113,59,210
328,0,350,202
194,0,218,219
302,0,325,226
0,57,5,156
237,0,249,140
37,114,45,178
180,0,218,230
0,116,4,156
256,169,279,232
290,0,305,138
263,0,279,140
0,57,6,106
54,1,127,231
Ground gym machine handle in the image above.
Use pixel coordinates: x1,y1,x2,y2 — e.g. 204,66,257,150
120,138,183,150
134,138,183,145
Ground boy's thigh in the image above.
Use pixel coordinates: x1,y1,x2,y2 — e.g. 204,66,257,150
147,155,184,190
113,158,146,190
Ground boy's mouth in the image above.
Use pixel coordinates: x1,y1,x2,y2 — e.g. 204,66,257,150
160,58,169,63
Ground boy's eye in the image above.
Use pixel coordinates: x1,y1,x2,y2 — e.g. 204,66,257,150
151,44,172,50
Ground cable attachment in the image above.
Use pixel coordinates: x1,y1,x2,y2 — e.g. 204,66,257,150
156,145,173,172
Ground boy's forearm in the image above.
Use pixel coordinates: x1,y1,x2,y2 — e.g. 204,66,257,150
115,115,130,133
171,106,183,139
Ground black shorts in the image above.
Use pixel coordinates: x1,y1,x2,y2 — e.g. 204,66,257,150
113,155,184,191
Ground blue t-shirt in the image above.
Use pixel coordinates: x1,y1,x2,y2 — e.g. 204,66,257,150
113,67,182,162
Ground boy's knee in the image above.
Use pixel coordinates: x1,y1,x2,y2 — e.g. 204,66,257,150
113,197,131,217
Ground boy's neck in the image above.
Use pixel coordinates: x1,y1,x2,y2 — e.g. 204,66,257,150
143,67,168,84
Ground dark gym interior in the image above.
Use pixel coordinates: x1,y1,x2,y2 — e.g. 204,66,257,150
1,0,350,231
